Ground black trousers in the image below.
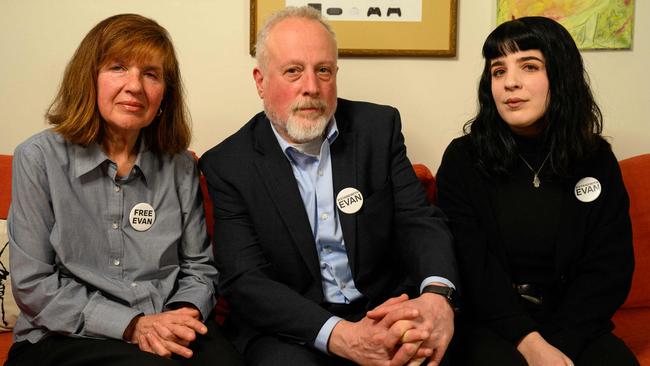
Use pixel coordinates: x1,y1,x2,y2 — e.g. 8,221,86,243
243,301,365,366
451,323,639,366
5,317,244,366
244,300,451,366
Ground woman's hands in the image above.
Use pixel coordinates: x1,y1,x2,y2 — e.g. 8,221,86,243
517,331,574,366
124,307,207,358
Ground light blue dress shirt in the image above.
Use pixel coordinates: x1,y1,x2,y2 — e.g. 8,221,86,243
271,120,455,353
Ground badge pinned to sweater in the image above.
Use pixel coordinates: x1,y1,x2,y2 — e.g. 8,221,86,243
129,203,156,231
336,187,363,214
574,177,601,203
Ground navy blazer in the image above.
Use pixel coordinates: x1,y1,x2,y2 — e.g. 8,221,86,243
199,98,457,351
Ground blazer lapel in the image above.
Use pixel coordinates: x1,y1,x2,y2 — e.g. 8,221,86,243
330,126,359,276
252,119,321,281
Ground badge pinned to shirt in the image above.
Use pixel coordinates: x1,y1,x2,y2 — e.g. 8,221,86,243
574,177,601,203
336,187,363,214
129,202,156,231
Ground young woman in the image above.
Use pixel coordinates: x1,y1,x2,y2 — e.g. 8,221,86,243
437,17,638,366
6,14,242,366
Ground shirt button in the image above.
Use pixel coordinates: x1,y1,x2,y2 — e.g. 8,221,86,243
114,185,121,192
321,213,328,221
131,282,137,288
318,170,324,176
112,222,119,229
113,258,120,266
341,283,347,289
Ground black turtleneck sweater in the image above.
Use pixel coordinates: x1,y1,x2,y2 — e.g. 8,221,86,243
494,134,563,285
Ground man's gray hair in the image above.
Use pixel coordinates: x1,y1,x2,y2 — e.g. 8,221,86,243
255,6,338,70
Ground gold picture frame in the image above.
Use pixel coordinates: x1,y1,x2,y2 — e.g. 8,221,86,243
250,0,458,57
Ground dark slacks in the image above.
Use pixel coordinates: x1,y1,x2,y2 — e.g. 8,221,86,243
245,336,356,366
243,301,365,366
451,324,639,366
243,300,451,366
5,317,244,366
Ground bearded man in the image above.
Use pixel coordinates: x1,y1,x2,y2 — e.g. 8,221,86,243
199,6,458,366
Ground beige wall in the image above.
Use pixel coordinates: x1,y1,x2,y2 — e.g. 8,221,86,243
1,1,648,171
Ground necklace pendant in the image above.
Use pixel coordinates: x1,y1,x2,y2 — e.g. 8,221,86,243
533,175,541,188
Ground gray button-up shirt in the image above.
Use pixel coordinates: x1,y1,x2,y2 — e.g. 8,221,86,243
8,130,217,343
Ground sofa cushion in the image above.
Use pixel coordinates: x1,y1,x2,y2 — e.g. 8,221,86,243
0,332,11,364
619,154,650,308
0,155,12,220
0,220,19,332
613,307,650,364
413,163,436,203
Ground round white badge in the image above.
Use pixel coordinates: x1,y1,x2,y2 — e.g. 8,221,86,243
336,187,364,214
574,177,601,203
129,202,156,231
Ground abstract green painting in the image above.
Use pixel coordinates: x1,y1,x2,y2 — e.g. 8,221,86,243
497,0,635,50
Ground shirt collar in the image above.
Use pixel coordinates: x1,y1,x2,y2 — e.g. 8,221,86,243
72,142,110,178
72,137,154,183
270,117,339,161
133,141,155,185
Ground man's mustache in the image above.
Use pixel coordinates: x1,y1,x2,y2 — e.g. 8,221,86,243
291,99,327,112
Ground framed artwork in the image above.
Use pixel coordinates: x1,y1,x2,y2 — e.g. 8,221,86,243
250,0,458,57
497,0,635,50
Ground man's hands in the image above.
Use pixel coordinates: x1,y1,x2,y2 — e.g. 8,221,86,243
328,292,454,366
328,294,429,366
367,291,455,366
124,307,207,359
517,332,574,366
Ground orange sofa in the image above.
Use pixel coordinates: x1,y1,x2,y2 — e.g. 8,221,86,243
0,153,648,364
0,154,12,364
612,154,650,364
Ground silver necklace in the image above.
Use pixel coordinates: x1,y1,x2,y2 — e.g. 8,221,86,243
519,152,551,188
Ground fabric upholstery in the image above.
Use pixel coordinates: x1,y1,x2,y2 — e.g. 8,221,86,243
613,307,650,365
0,220,19,332
613,154,650,365
413,163,436,203
0,333,10,363
618,154,650,308
0,155,13,364
0,155,11,220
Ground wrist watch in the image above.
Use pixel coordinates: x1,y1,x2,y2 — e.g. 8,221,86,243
421,284,460,312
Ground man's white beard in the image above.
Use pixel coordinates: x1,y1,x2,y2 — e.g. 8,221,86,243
284,113,330,143
265,98,334,143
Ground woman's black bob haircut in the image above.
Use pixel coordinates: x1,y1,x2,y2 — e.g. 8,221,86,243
465,16,604,177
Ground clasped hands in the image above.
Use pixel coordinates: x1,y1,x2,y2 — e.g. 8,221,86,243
516,331,574,366
329,292,454,366
124,306,207,359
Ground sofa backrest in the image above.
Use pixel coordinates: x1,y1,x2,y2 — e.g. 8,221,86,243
413,163,437,203
0,155,12,220
619,154,650,309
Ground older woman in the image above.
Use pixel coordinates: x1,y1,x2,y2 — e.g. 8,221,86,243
6,14,242,366
437,17,638,366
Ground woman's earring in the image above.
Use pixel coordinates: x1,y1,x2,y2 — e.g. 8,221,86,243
157,108,163,116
